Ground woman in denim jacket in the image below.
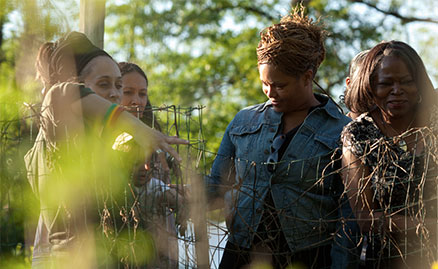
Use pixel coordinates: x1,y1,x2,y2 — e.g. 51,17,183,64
205,7,351,269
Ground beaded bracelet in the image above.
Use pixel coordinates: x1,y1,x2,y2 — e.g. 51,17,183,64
103,103,125,130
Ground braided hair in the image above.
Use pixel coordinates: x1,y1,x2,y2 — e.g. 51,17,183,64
257,6,327,78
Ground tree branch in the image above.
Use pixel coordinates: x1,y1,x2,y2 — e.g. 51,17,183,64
208,2,276,21
237,5,276,21
350,0,438,24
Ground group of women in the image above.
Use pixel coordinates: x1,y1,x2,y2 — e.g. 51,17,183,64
26,6,437,269
206,7,437,269
26,32,184,268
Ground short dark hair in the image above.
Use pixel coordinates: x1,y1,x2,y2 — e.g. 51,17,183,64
118,62,160,130
350,41,436,120
118,62,148,87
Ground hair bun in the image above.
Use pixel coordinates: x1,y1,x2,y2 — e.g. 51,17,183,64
257,6,326,77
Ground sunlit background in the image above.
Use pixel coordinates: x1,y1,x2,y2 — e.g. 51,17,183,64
1,0,438,268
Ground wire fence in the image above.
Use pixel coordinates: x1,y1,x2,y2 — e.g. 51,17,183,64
1,102,437,268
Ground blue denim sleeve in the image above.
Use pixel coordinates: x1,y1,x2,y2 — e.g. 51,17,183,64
205,118,236,201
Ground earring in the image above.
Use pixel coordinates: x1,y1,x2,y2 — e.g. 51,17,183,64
417,94,423,104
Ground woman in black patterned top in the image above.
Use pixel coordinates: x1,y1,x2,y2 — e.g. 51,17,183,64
341,41,438,268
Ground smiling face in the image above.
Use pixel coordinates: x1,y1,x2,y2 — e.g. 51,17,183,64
259,63,315,115
120,71,148,118
373,56,418,120
81,56,123,104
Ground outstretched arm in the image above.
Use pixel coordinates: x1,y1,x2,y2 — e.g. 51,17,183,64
76,93,188,161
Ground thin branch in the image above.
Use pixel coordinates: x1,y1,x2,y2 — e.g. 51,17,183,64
208,3,276,21
350,0,438,24
326,77,345,93
237,5,276,21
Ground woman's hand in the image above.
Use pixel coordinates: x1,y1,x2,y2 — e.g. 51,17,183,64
129,121,188,164
163,186,189,234
154,132,188,163
78,94,189,163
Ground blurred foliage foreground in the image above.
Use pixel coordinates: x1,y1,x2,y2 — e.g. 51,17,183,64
2,1,438,267
0,82,210,268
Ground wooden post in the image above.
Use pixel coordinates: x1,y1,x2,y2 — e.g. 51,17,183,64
190,174,210,268
79,0,106,49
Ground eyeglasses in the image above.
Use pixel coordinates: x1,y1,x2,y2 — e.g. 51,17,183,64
267,134,286,172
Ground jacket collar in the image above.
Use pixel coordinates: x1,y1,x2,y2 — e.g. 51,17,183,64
258,93,342,120
315,94,342,119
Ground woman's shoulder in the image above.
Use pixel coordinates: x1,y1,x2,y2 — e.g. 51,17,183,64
46,81,81,92
227,102,274,135
344,112,374,131
44,82,93,101
342,112,381,143
239,102,267,113
314,95,351,129
341,113,379,157
233,102,268,121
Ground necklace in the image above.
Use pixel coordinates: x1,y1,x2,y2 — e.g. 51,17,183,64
379,113,415,152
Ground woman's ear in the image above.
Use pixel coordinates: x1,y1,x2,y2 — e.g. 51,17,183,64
303,69,314,87
345,77,351,87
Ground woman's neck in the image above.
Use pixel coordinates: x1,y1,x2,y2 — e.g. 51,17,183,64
372,109,416,136
282,97,320,133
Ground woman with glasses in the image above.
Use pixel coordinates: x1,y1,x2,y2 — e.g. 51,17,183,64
341,41,437,268
205,7,351,268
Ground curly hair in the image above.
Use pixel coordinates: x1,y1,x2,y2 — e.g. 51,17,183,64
256,5,327,77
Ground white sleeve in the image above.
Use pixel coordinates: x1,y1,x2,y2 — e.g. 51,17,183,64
147,177,171,198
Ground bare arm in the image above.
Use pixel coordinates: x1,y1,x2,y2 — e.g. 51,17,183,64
342,141,436,235
342,144,377,232
73,94,188,162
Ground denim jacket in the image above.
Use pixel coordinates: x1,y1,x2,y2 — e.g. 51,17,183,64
206,94,351,252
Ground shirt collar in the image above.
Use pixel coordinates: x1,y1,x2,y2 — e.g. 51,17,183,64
314,94,342,119
258,94,342,119
258,99,272,112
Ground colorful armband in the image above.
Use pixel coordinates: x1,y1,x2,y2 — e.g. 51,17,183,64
103,103,125,129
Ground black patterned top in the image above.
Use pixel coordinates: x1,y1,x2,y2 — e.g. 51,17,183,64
341,106,438,266
341,112,435,214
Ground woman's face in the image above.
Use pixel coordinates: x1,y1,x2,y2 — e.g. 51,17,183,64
373,56,418,120
259,63,313,114
121,71,148,118
82,56,122,104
